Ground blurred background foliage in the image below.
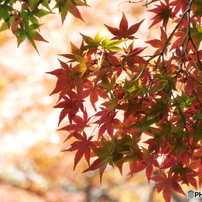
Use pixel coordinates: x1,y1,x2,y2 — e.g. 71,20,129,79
0,0,192,201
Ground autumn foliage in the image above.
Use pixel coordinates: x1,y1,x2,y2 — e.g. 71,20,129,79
2,0,202,201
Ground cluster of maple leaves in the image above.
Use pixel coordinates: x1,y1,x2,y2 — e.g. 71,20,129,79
0,0,87,52
2,0,202,201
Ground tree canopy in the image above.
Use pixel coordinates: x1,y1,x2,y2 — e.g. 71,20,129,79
1,0,202,201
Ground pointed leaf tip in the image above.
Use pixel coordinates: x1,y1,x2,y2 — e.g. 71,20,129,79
120,12,128,32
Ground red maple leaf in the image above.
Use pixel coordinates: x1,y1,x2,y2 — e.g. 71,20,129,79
58,109,91,132
128,160,147,176
105,12,144,40
122,42,147,67
148,1,174,28
59,0,86,24
61,132,97,170
145,27,169,55
83,157,107,182
93,108,121,138
46,59,71,100
54,91,84,125
82,80,108,111
170,0,189,14
142,148,159,182
151,171,185,202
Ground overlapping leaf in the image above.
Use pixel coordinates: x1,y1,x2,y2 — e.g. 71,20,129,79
151,171,186,202
58,110,91,132
148,1,174,28
62,132,97,170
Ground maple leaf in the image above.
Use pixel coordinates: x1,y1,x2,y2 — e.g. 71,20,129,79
170,0,189,14
56,0,85,24
83,138,116,182
128,160,147,176
145,27,169,55
58,109,91,132
109,135,147,176
98,114,121,138
0,4,13,22
59,41,85,62
172,162,198,188
54,91,84,125
142,147,159,182
32,31,49,43
80,32,104,49
82,80,108,111
151,171,186,202
122,144,147,176
105,12,144,40
100,36,126,51
67,1,85,22
160,156,176,170
46,59,71,100
171,30,187,53
148,1,174,28
61,132,97,170
47,68,68,95
102,99,117,113
15,23,49,53
93,108,121,138
83,158,107,183
122,42,146,67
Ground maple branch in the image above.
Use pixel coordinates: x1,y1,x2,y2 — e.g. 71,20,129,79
146,0,195,62
185,0,202,69
118,0,144,10
161,0,195,54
